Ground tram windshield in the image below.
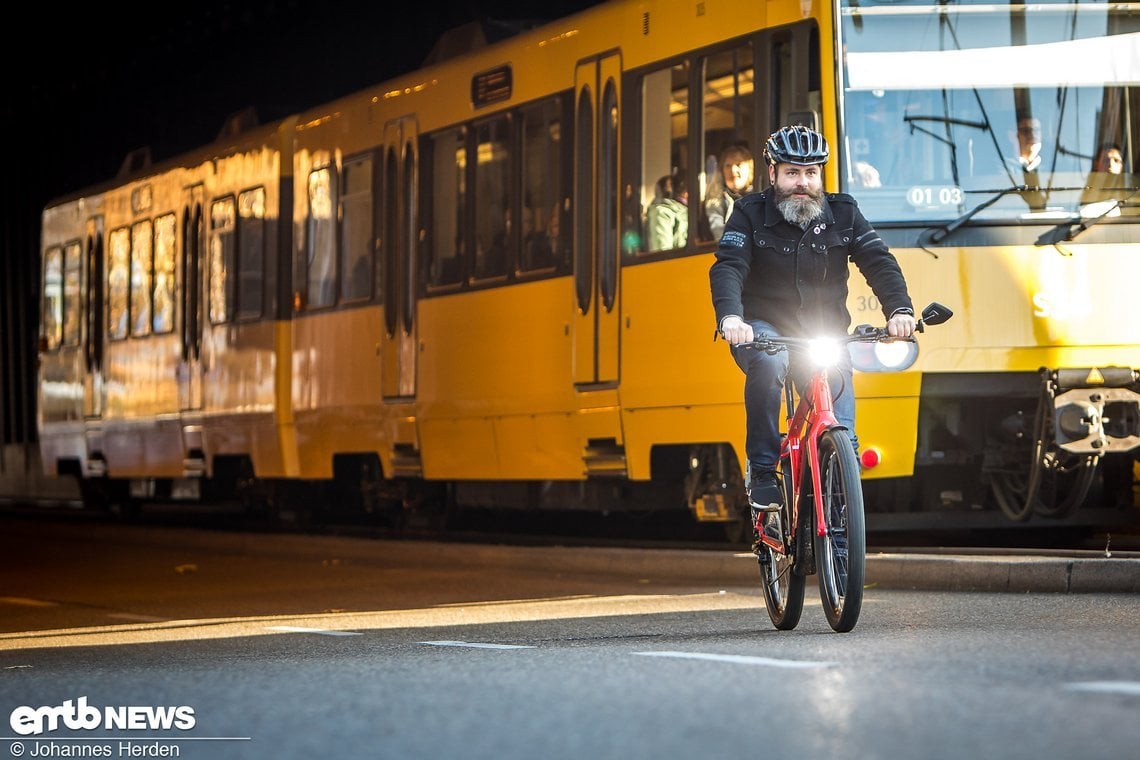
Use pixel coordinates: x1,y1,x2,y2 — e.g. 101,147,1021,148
837,0,1139,224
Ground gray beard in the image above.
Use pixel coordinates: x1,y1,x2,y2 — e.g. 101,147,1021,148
776,195,824,228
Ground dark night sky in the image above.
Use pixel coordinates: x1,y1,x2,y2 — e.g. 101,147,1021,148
5,1,603,261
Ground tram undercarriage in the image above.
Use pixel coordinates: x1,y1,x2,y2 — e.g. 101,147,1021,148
876,368,1140,524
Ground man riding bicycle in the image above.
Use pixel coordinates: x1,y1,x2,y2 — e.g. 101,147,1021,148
709,125,917,535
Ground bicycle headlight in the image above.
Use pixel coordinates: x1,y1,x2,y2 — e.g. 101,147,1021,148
848,339,919,372
807,338,843,368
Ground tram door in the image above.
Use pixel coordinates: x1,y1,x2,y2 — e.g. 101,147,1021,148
572,54,622,386
82,216,105,419
380,117,419,400
179,185,205,412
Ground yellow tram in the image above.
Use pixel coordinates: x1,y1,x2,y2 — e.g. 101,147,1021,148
37,0,1140,533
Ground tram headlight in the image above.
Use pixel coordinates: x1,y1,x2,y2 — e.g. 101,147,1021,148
848,339,919,372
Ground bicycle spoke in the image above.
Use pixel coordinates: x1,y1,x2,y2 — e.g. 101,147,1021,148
823,452,849,600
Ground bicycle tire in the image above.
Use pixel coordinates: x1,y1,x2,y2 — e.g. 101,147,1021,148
759,457,806,630
814,430,866,633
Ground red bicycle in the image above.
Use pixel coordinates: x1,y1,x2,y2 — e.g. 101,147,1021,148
740,302,953,632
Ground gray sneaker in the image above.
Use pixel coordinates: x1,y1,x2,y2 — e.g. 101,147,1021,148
748,477,782,513
749,475,783,542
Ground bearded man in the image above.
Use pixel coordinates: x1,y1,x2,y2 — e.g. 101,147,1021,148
708,125,916,533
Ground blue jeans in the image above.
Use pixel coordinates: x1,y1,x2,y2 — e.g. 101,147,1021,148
730,319,858,477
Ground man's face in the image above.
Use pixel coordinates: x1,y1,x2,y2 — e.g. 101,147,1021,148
769,162,825,227
769,163,823,200
1015,118,1042,154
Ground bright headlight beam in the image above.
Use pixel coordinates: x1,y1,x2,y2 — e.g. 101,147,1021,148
808,339,842,367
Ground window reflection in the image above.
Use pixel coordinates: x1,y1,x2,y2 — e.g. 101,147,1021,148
130,220,153,337
153,215,176,334
238,188,265,318
209,198,235,324
107,228,130,340
62,243,82,347
307,168,337,308
839,0,1138,222
42,247,63,350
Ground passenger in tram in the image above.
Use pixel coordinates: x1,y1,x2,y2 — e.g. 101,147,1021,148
1092,144,1124,175
1081,142,1129,212
646,173,689,251
710,125,915,537
478,206,511,278
621,182,645,256
702,142,754,241
1005,116,1047,209
526,203,564,269
1009,116,1044,173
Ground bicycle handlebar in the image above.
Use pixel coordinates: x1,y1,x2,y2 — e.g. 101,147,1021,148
738,327,903,354
727,301,954,353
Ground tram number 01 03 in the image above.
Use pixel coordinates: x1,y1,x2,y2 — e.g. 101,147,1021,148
907,185,963,209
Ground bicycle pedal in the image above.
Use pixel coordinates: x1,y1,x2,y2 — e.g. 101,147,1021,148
749,502,780,513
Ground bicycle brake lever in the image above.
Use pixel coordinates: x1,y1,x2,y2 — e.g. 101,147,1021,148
853,324,890,340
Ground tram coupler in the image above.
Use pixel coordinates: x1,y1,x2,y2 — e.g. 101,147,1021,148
1049,367,1140,455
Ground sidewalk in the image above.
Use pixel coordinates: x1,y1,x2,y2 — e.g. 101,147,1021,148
5,517,1137,594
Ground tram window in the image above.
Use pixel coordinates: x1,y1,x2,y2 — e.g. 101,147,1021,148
306,167,338,308
427,127,466,287
520,97,569,272
62,242,82,347
771,29,821,139
107,228,130,340
635,61,690,256
42,246,63,350
340,155,374,302
209,197,236,324
699,43,755,243
473,116,513,280
238,188,265,319
152,214,176,334
130,220,153,337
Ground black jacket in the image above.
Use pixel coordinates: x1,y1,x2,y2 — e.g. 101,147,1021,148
709,189,913,337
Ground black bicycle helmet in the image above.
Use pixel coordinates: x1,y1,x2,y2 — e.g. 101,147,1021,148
764,125,830,166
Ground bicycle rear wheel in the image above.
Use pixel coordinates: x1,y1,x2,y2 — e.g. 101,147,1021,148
758,459,805,630
814,429,866,632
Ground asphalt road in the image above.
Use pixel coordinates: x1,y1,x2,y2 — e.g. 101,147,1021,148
1,518,1138,760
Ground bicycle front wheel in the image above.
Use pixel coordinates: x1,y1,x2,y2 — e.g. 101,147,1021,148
814,429,866,633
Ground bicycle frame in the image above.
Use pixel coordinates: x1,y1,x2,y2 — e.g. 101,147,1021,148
757,355,841,555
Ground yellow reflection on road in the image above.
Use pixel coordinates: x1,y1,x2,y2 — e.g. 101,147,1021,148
0,591,776,652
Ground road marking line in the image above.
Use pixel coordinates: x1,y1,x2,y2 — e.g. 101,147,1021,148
634,651,838,668
421,640,536,650
265,626,361,637
1066,681,1140,696
106,613,168,622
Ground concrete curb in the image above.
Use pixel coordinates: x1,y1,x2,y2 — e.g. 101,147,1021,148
6,518,1139,593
